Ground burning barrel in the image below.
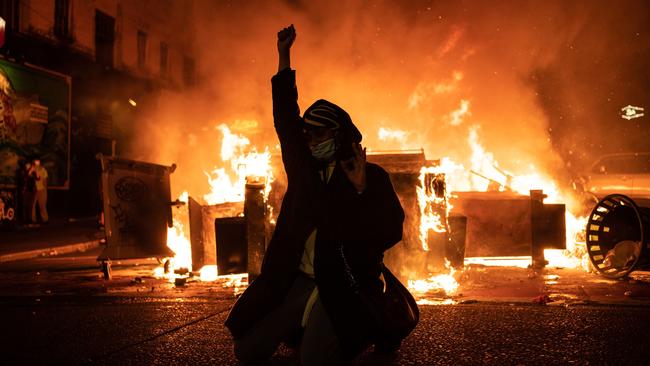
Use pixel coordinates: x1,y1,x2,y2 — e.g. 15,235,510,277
586,194,650,278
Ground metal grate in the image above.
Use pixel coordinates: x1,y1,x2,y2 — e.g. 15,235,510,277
586,194,648,278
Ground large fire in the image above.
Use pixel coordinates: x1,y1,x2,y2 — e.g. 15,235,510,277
204,124,274,205
157,109,589,298
156,123,273,283
404,119,589,299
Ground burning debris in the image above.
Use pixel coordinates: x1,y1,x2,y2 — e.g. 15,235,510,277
117,117,597,303
151,125,275,289
203,124,274,205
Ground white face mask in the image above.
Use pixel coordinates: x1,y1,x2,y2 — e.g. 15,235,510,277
310,138,336,162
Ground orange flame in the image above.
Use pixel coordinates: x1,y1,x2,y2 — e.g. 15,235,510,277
463,126,589,269
416,159,463,251
408,126,589,297
378,127,410,148
411,160,462,296
408,261,459,296
417,166,447,241
154,191,192,282
204,124,273,205
157,124,274,283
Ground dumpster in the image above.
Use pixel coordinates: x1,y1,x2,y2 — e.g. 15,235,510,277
97,155,176,261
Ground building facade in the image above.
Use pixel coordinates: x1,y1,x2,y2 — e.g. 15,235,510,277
0,0,197,218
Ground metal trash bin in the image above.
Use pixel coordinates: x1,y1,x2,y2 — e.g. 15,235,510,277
97,155,176,261
586,194,650,278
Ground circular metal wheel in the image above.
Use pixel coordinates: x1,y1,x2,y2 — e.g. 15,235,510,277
585,194,646,278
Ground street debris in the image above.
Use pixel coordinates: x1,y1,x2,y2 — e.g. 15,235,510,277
459,299,478,304
603,241,641,269
174,277,187,287
174,267,189,276
532,294,553,305
100,261,112,280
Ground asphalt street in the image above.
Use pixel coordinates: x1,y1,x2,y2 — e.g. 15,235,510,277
1,295,648,366
2,247,650,365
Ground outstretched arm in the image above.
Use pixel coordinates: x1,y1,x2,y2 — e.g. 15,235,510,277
273,25,308,181
277,24,296,72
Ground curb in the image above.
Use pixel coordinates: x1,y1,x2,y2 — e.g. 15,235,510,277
0,240,102,263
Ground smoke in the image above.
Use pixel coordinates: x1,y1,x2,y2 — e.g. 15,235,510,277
124,0,650,203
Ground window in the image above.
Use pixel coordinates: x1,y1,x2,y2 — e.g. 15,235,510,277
54,0,71,39
159,41,168,75
183,56,195,87
137,30,147,69
95,104,113,139
0,0,19,32
594,154,650,174
95,10,115,67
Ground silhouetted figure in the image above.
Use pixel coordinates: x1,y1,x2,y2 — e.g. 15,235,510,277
21,161,37,225
31,159,48,224
225,25,406,365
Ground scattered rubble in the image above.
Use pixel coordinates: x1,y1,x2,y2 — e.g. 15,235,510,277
532,294,552,305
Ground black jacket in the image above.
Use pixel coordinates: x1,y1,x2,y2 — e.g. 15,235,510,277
225,68,405,356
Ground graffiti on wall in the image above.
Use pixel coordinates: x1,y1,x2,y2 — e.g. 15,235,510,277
0,189,16,225
0,59,70,189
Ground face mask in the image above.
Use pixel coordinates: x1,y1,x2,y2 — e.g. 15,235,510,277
310,138,336,162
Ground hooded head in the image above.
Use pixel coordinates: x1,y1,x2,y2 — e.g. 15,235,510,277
302,99,362,162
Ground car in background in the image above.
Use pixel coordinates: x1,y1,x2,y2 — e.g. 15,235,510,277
581,152,650,202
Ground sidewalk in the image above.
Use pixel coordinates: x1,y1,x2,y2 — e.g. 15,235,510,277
0,217,104,263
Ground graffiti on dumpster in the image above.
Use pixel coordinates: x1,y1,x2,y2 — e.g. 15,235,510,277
110,203,132,235
114,177,147,202
97,156,175,260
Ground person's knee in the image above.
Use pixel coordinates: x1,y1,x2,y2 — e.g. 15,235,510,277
233,337,273,364
300,340,344,366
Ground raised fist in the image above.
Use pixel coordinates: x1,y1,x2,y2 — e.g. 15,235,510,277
277,24,296,52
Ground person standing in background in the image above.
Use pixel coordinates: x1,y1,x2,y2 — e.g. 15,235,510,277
31,159,48,225
20,161,37,225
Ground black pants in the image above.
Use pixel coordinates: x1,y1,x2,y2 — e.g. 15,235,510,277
233,274,344,365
